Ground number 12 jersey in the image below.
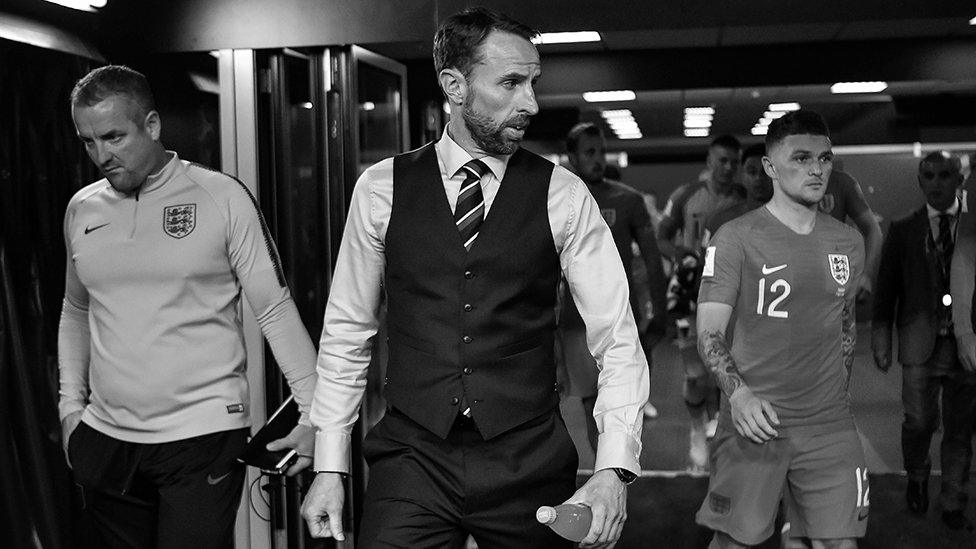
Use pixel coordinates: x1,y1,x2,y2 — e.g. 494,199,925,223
700,206,865,435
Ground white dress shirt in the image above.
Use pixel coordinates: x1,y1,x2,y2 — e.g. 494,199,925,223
311,129,649,475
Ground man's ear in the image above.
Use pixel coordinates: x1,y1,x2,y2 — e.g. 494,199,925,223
144,110,162,141
762,156,776,180
438,68,467,108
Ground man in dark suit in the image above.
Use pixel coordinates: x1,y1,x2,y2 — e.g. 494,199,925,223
300,8,649,548
872,151,976,529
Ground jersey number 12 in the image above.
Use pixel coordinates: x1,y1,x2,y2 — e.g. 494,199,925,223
757,278,790,318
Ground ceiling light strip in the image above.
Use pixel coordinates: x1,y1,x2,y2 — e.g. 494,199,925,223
830,81,888,94
532,31,601,45
584,90,636,102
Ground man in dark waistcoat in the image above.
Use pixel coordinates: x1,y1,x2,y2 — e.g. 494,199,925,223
300,7,650,548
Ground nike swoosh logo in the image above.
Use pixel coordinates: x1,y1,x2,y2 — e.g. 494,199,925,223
84,223,110,235
761,263,787,275
206,471,232,485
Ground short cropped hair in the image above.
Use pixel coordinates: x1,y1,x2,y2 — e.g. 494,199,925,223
742,143,766,162
710,134,741,153
433,7,538,79
765,110,830,150
70,65,156,119
919,150,962,173
565,122,603,153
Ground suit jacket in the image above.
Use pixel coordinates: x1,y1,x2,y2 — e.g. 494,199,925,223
872,207,952,365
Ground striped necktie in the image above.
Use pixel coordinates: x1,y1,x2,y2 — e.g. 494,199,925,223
455,159,490,251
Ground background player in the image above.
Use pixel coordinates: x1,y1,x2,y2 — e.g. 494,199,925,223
695,110,867,548
656,134,742,470
561,122,668,451
703,142,774,245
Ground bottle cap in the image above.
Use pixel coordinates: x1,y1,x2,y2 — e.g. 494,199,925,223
536,506,556,524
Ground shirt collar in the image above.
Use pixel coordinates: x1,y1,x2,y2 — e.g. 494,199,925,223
435,127,510,182
926,196,960,219
141,151,181,194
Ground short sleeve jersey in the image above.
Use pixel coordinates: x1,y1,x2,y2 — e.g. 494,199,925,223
588,179,653,275
664,182,728,252
700,207,865,434
818,169,870,222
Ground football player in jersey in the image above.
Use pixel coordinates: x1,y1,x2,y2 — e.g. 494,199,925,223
694,110,867,548
657,134,743,470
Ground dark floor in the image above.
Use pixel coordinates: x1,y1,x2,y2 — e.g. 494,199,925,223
615,474,976,548
557,322,976,547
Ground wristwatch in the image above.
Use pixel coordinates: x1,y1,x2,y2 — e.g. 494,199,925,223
611,467,638,485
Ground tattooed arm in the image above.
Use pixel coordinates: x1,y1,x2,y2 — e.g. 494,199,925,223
842,296,857,387
698,301,779,443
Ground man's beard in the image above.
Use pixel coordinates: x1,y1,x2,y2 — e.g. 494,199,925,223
462,96,529,155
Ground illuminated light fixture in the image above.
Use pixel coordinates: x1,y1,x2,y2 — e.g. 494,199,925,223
209,51,221,59
361,101,376,111
763,111,787,119
683,118,712,129
42,0,106,11
583,90,636,102
601,107,642,139
970,16,976,25
757,117,773,126
830,81,888,94
301,102,314,110
683,114,714,123
532,31,601,45
684,128,710,138
751,126,769,136
768,102,800,112
684,106,715,115
601,109,633,119
608,118,639,128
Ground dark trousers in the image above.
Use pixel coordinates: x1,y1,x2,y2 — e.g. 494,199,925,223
68,421,247,548
358,407,578,548
902,336,976,511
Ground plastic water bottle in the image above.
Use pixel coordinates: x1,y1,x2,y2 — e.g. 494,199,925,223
536,503,592,542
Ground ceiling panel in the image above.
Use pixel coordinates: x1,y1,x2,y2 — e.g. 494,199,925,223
837,17,974,40
600,28,720,50
721,23,842,46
